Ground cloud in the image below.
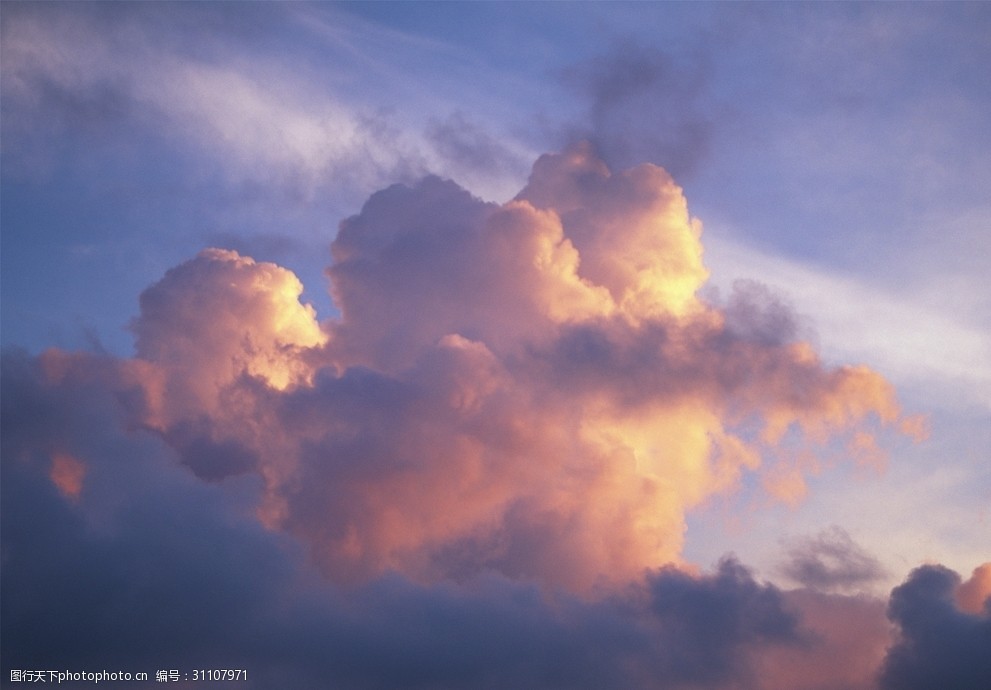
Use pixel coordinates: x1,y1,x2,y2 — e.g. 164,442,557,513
1,145,931,686
48,452,87,500
0,2,538,208
426,111,533,199
956,563,991,615
273,558,801,690
0,351,811,689
132,248,326,397
879,564,991,690
702,229,991,412
0,349,298,674
757,588,891,690
561,41,715,178
36,144,914,593
0,2,434,198
246,144,916,590
779,526,888,593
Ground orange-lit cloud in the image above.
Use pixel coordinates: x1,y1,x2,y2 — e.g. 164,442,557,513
956,562,991,614
0,144,960,690
757,589,890,690
97,144,923,592
133,248,326,400
49,452,86,500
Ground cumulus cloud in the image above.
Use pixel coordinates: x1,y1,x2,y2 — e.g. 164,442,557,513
879,564,991,690
2,145,933,687
0,351,809,689
132,248,326,397
23,144,915,592
104,142,911,591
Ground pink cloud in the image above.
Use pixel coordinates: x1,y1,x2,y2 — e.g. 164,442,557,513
0,144,957,688
956,562,991,615
49,452,86,500
91,144,922,591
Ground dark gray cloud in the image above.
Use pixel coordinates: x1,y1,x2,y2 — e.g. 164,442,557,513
722,280,802,347
645,559,800,686
2,348,805,690
779,526,888,593
0,349,296,677
162,417,260,481
879,565,991,690
561,41,714,178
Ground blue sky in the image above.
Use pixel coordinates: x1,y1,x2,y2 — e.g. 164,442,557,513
4,3,988,390
2,3,989,688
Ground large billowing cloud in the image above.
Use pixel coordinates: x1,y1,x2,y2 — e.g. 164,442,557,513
108,143,921,591
3,146,947,688
0,352,803,689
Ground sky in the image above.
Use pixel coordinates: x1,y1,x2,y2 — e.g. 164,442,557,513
1,2,989,689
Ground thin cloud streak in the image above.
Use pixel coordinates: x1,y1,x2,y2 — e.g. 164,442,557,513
702,231,991,412
0,2,494,201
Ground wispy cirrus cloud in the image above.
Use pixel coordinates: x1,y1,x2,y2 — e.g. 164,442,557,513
1,2,533,205
0,3,422,197
702,230,991,413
